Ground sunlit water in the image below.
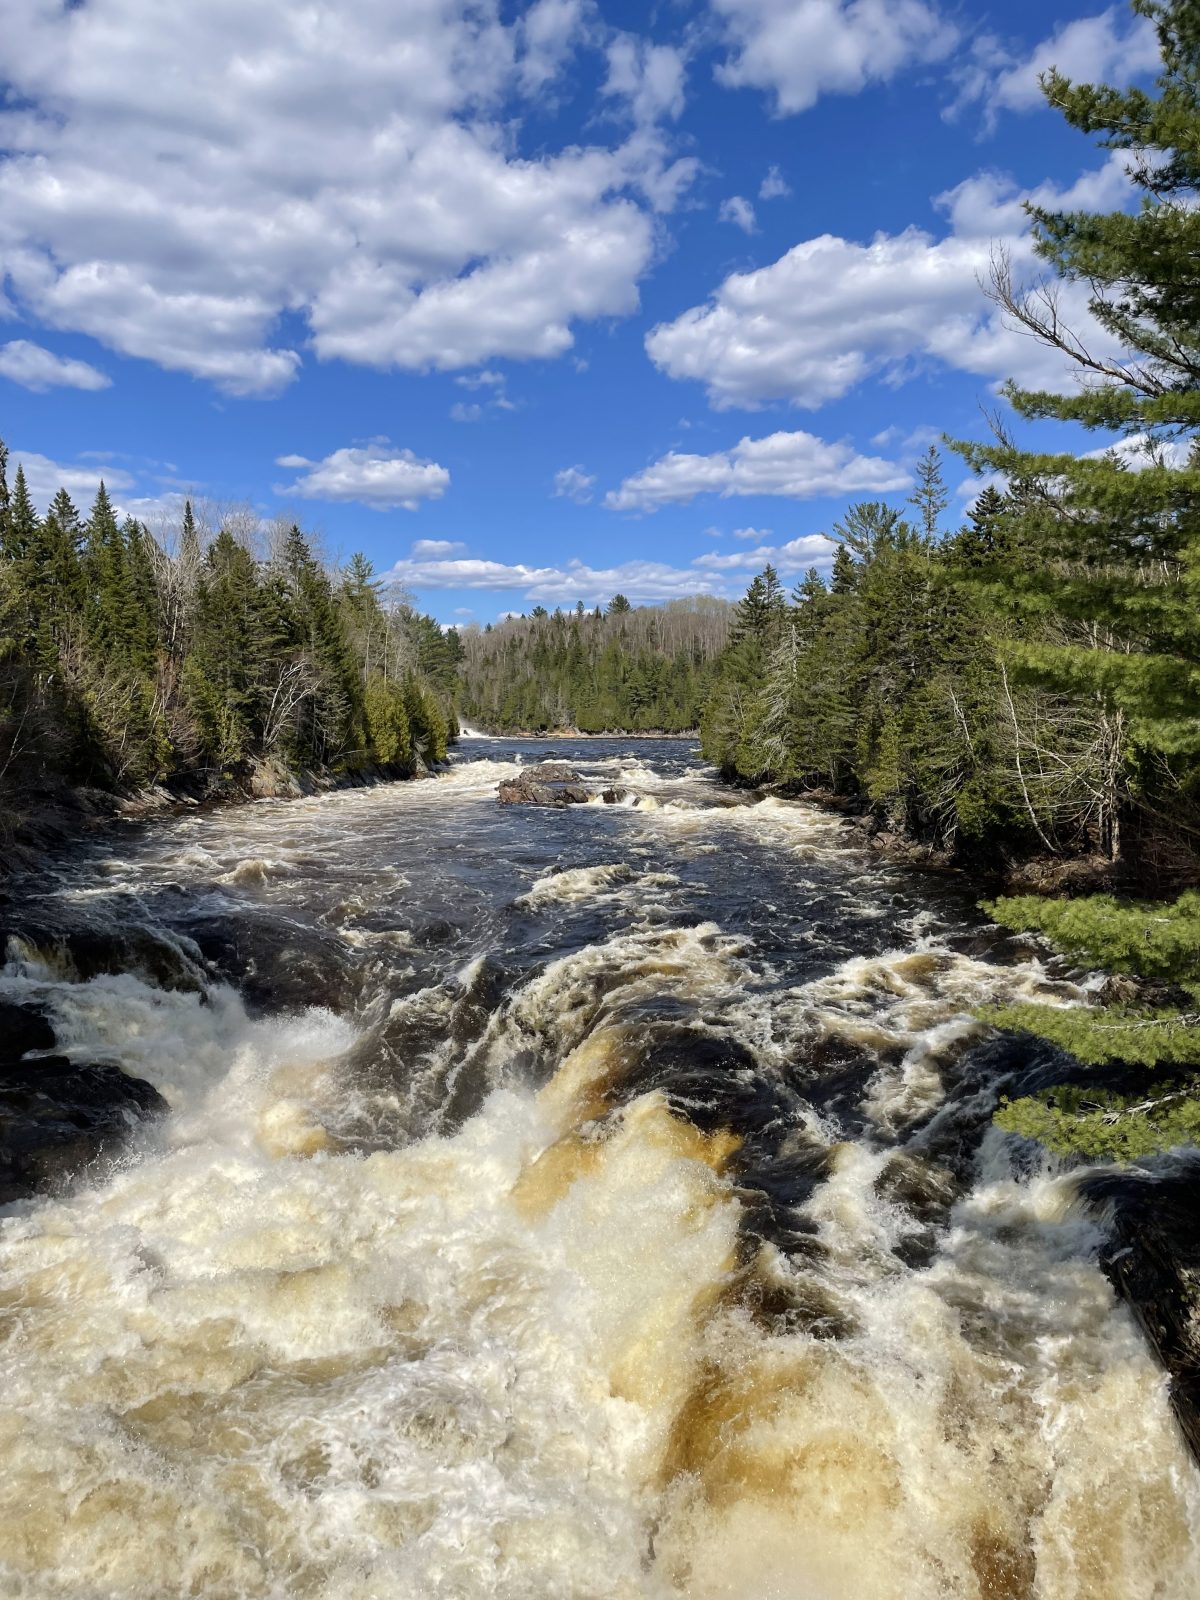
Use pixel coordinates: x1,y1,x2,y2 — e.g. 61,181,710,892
1,739,1197,1599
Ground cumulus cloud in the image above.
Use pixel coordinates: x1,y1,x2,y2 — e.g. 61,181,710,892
450,402,483,422
553,465,597,503
7,447,134,513
712,0,956,115
455,370,507,390
0,3,693,394
646,156,1135,408
719,195,758,233
692,534,831,572
0,339,111,392
732,525,771,539
603,34,688,125
517,0,591,94
382,539,834,608
759,165,790,200
951,9,1161,126
411,538,467,556
275,442,450,510
604,429,908,511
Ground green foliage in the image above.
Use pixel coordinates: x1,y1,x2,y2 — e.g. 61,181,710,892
0,445,457,800
460,598,730,735
995,1082,1200,1162
985,890,1200,978
363,672,411,766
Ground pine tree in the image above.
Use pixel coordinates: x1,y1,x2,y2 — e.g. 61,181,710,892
949,0,1200,1157
954,0,1200,856
907,445,949,542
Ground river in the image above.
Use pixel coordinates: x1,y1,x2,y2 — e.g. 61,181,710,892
1,738,1197,1599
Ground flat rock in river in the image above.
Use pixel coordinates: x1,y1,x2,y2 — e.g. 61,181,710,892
498,765,594,806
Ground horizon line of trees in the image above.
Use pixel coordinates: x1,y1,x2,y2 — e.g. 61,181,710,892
0,459,461,813
458,594,733,733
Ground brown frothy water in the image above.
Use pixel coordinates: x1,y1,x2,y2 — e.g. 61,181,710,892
0,741,1197,1597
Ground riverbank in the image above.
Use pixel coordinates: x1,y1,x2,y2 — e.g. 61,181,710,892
0,752,438,879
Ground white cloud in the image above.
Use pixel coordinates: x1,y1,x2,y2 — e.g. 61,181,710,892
411,538,467,556
553,465,597,503
455,369,506,389
0,339,111,392
759,165,790,200
719,195,758,233
0,3,693,395
275,442,450,510
693,533,831,572
603,34,687,125
732,525,771,539
381,550,769,606
517,0,591,94
450,402,483,422
383,523,842,606
646,156,1135,409
712,0,956,115
952,9,1161,126
605,429,908,511
8,447,135,513
1081,432,1191,470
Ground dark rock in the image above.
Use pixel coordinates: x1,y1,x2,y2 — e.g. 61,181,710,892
0,1001,56,1058
523,762,582,782
9,915,208,995
0,1054,168,1204
178,911,358,1013
601,787,628,804
498,774,593,807
1079,1162,1200,1469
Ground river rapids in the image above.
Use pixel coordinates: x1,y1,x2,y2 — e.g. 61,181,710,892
1,739,1197,1599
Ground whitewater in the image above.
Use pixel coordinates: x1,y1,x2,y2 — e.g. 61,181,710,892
0,738,1196,1599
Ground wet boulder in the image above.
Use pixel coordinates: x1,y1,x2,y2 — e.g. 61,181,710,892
0,1000,56,1058
1080,1162,1200,1469
7,910,208,995
525,762,583,782
499,764,594,807
177,909,358,1014
0,1052,167,1205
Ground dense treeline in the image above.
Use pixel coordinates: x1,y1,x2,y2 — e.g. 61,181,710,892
0,463,461,815
459,596,732,733
703,0,1200,1160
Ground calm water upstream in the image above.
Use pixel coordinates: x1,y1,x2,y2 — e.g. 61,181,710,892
1,737,1197,1599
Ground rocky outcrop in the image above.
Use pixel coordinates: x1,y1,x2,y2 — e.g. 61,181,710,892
1080,1162,1200,1468
499,763,593,807
0,1002,167,1205
498,764,633,808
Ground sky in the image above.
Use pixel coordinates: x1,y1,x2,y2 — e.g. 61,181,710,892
0,0,1164,624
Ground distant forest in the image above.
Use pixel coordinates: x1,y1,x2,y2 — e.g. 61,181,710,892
0,463,462,808
458,596,732,733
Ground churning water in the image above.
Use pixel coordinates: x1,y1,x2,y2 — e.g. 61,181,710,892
1,739,1197,1599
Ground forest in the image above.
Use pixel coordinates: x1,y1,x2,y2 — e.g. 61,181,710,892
0,468,462,813
457,595,732,733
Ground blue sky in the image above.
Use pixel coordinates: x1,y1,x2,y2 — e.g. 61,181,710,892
0,0,1161,623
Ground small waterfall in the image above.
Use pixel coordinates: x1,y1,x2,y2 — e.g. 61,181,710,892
1,737,1197,1598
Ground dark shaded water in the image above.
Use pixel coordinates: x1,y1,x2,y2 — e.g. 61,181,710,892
1,739,1197,1598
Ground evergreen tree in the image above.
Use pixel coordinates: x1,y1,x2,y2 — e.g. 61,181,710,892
907,445,949,542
